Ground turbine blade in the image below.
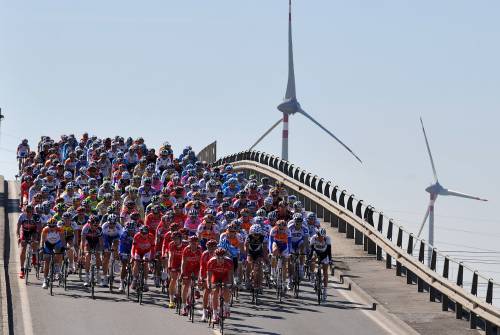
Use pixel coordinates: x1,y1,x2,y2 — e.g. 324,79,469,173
420,117,439,182
284,0,296,99
441,189,488,201
415,196,436,239
249,119,283,151
299,109,362,163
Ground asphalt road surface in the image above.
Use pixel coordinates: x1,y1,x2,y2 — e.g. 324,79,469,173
5,180,401,335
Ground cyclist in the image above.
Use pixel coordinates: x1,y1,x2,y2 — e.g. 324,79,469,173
184,208,201,236
268,219,291,286
16,205,42,279
17,139,30,173
199,239,218,322
101,214,123,287
131,225,155,291
287,212,309,286
40,218,66,289
197,214,219,250
118,227,134,293
181,235,202,316
245,219,266,291
309,228,333,300
58,212,78,273
207,247,234,320
167,231,186,308
80,215,103,287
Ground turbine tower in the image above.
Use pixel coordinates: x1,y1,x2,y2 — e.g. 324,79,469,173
415,117,487,264
250,0,362,163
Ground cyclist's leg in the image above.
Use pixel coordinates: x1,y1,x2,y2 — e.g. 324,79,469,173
182,274,190,306
168,270,179,304
102,236,111,278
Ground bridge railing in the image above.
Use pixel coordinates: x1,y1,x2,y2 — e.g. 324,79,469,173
212,150,500,333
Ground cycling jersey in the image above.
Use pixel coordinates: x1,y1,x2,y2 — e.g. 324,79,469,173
131,232,155,259
269,226,291,255
309,235,332,264
207,256,233,283
182,246,202,278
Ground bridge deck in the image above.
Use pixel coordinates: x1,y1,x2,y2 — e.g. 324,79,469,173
328,225,480,335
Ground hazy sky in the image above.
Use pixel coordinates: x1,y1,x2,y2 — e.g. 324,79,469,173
1,1,499,288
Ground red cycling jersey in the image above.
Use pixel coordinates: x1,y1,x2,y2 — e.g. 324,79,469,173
182,246,202,278
168,241,187,271
207,256,233,283
131,232,155,257
200,250,214,278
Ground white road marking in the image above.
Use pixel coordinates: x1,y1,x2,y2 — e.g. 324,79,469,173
8,181,34,335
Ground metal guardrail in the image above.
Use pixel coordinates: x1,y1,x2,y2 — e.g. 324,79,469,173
197,141,217,164
212,150,500,333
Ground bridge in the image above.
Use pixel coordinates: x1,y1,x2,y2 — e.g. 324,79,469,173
1,143,498,335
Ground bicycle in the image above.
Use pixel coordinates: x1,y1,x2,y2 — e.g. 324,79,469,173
47,250,65,296
290,252,306,299
24,240,34,285
108,249,116,292
136,259,147,305
175,273,182,315
249,258,263,305
60,252,69,291
315,259,323,305
88,249,98,300
187,273,197,323
35,248,43,280
210,282,230,335
275,255,285,302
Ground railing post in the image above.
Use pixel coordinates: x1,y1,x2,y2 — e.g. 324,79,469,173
396,227,403,276
429,249,437,302
355,201,364,245
418,240,425,292
456,263,463,320
365,207,376,255
386,219,393,269
339,190,346,208
376,213,383,261
406,234,414,284
470,271,478,329
331,186,338,203
345,195,354,239
442,258,449,311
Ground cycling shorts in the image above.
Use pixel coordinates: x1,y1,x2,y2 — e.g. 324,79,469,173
43,240,64,256
103,235,120,251
290,240,304,253
272,242,289,258
132,250,151,261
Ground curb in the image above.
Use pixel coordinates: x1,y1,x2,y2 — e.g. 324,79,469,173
0,175,11,335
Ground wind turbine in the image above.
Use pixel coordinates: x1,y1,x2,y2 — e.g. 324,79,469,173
249,0,362,163
415,117,487,264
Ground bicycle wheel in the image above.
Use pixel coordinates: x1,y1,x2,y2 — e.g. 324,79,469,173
137,263,143,304
190,279,195,322
176,280,182,315
316,268,322,305
219,296,224,335
63,259,68,291
49,257,54,296
126,265,132,299
91,265,95,300
109,259,114,293
276,265,282,302
24,247,31,286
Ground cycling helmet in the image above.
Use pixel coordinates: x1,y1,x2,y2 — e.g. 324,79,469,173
140,225,149,234
26,204,34,211
204,214,215,223
293,201,303,210
108,214,118,223
215,248,226,257
62,212,72,219
170,223,180,231
293,212,303,222
255,209,266,217
224,211,236,220
288,195,297,203
89,215,98,224
264,197,273,205
188,208,198,217
249,223,263,235
318,228,327,237
206,239,218,249
48,218,57,227
267,210,278,221
277,219,287,227
188,235,199,243
306,212,317,221
253,216,265,226
151,195,160,203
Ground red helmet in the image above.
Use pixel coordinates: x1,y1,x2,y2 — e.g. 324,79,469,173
189,235,199,243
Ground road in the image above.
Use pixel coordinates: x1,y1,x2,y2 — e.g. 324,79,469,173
3,180,410,335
